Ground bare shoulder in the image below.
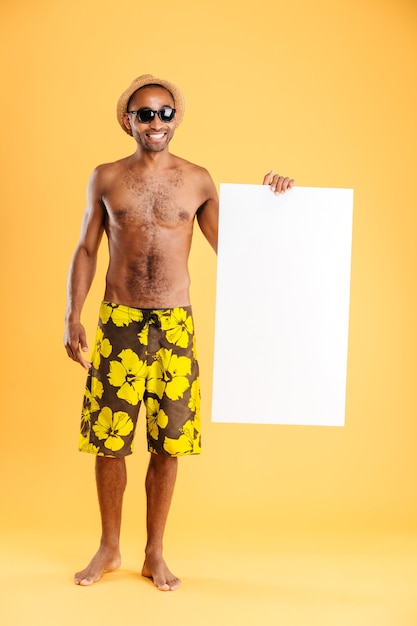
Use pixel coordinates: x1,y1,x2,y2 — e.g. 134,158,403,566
175,155,212,178
90,157,130,188
173,155,216,191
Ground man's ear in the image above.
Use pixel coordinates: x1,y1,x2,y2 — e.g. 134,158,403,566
123,113,133,136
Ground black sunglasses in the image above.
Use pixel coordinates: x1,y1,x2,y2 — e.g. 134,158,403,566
127,107,176,124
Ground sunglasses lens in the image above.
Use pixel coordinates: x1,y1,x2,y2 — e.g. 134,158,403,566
133,107,176,123
137,108,155,123
159,107,176,122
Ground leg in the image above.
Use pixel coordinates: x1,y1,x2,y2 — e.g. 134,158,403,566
74,456,126,585
141,453,180,591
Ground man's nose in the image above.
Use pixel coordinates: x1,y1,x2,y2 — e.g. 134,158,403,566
149,113,163,129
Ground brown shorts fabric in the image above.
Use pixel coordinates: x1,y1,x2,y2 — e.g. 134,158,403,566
79,302,201,457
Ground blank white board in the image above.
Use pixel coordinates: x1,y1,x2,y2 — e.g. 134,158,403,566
212,184,354,426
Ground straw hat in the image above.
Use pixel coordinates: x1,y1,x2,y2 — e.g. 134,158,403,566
116,74,185,133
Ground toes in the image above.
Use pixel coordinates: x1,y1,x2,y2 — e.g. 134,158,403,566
75,576,94,586
169,579,181,591
154,576,181,591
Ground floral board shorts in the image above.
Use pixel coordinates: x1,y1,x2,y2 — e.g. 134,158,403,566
79,302,201,458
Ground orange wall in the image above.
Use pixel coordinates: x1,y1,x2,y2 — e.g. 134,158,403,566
1,0,416,534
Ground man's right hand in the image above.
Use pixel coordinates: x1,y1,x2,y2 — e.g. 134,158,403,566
64,321,91,370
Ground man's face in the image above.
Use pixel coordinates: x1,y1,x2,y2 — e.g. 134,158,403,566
123,86,176,152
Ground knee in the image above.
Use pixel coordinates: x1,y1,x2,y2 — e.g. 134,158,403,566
149,453,178,471
150,452,177,464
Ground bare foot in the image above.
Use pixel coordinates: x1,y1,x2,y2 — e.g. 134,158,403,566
142,554,181,591
74,546,121,586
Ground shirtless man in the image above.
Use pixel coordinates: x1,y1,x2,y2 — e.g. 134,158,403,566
64,74,294,591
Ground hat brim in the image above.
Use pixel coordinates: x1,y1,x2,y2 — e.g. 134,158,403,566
116,74,185,134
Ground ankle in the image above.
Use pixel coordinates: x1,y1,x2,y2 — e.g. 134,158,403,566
145,544,163,559
99,538,120,553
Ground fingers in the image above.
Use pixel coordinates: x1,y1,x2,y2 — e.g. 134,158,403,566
76,351,91,370
78,327,88,354
64,324,91,369
264,171,295,194
66,343,91,369
263,169,275,186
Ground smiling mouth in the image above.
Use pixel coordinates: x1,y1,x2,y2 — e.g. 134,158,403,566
146,132,166,140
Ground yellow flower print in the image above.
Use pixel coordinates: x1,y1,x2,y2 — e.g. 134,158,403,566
137,326,148,345
100,302,143,327
99,302,115,324
79,433,100,455
81,377,104,434
188,379,200,414
91,327,112,369
107,349,147,405
92,406,134,452
163,419,200,455
145,398,169,440
81,405,91,435
87,377,104,412
148,348,191,400
161,308,194,348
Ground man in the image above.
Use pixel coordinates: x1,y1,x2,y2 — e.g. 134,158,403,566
64,74,294,591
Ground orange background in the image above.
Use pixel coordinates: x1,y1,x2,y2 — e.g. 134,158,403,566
1,0,416,621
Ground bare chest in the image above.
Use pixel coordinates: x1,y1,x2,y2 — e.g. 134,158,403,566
105,170,196,228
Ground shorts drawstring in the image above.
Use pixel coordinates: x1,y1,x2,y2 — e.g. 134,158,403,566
137,309,162,334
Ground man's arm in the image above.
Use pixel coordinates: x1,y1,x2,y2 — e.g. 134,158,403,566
64,167,106,369
196,171,219,253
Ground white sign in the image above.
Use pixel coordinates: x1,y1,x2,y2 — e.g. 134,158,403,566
212,184,354,426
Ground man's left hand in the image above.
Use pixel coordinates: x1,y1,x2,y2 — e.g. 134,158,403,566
263,170,295,194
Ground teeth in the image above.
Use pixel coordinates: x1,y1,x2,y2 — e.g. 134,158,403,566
148,133,165,139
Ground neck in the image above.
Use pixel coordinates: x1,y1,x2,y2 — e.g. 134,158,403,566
133,146,173,167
